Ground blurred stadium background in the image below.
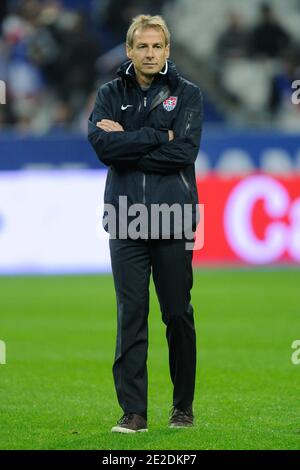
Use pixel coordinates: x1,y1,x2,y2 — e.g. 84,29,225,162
0,0,300,450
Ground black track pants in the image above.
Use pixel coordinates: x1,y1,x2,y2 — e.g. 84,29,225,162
109,236,196,419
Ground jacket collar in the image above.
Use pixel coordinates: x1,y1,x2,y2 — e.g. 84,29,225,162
117,59,179,92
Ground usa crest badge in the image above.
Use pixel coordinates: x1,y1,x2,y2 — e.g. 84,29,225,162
163,96,177,112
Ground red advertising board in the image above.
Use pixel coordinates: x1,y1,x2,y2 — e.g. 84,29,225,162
193,174,300,265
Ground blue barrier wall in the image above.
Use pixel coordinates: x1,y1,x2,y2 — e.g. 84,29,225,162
0,128,299,171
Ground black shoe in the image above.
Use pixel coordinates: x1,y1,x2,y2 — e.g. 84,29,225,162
111,413,148,433
169,406,194,428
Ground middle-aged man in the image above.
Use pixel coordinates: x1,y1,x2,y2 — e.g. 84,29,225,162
88,14,203,433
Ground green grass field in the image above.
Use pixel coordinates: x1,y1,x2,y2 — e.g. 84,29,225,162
0,269,299,450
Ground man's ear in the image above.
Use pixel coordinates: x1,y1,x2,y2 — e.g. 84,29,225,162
165,44,170,59
126,45,132,60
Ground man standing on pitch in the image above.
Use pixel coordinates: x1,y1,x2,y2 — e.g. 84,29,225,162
88,15,203,433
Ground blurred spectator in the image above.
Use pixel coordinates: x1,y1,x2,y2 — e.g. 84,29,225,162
55,11,102,111
0,0,103,131
250,3,291,58
50,100,74,130
98,0,167,45
0,0,8,30
26,1,63,92
27,4,102,112
210,2,299,125
1,1,46,131
216,11,249,61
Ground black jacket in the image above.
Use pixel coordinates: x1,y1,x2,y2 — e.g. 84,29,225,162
88,59,203,238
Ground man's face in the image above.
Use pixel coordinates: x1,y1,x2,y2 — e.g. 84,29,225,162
126,27,170,77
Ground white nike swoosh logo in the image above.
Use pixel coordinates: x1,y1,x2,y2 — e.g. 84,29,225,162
121,104,133,110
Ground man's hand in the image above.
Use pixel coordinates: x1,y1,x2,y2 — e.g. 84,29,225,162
97,119,124,132
168,130,174,141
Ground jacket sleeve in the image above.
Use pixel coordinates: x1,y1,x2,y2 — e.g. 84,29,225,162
88,84,169,166
136,88,203,174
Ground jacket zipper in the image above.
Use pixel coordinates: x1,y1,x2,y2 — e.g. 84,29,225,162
142,96,147,205
140,90,169,205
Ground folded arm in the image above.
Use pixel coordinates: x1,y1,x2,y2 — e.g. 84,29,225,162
88,85,169,166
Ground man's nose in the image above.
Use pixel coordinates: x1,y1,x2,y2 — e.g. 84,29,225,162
146,48,155,58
